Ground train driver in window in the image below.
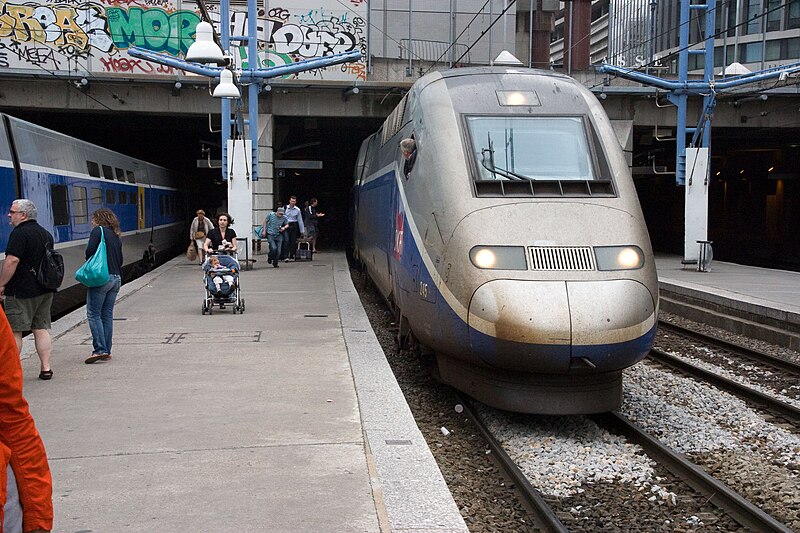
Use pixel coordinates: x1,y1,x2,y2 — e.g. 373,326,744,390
400,138,417,179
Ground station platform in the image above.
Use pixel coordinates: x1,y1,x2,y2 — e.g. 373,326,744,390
19,253,469,533
655,254,800,349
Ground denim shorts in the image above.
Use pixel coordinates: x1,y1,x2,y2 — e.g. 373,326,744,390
3,293,53,331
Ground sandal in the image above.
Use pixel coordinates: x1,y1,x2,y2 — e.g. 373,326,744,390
85,354,111,364
38,370,53,380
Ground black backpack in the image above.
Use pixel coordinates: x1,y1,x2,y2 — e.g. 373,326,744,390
35,242,65,290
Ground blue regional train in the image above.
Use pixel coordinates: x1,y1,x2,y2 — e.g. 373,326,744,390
352,67,659,415
0,114,186,315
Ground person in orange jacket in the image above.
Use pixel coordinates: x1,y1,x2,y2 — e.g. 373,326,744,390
0,305,52,532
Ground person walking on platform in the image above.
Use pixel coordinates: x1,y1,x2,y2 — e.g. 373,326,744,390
0,305,53,533
304,198,324,253
84,209,123,365
190,210,214,264
262,207,289,268
281,196,305,262
0,199,55,381
204,213,237,256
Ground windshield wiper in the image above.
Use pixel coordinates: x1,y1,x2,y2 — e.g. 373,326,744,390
480,133,530,181
480,149,528,181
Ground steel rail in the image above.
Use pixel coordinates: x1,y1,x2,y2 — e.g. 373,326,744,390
648,348,800,426
456,395,568,533
592,412,793,533
658,320,800,375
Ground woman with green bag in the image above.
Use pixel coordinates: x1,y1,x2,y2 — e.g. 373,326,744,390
83,208,123,365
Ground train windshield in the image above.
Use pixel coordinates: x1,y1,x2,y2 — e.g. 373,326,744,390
467,116,596,182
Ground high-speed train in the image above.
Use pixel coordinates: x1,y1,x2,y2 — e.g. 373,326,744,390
0,114,186,316
352,67,659,415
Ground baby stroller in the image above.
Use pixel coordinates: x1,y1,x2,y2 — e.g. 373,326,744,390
201,253,245,314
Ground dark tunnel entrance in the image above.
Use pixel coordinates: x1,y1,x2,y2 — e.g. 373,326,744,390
632,126,800,271
3,110,386,251
271,116,384,249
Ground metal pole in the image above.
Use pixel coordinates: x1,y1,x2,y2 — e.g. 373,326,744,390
703,0,716,148
722,1,728,76
674,0,690,185
567,1,573,75
488,0,493,64
760,0,766,71
449,0,454,67
367,0,372,73
528,0,533,68
733,0,742,64
248,0,258,180
221,0,231,182
648,0,658,73
408,0,412,74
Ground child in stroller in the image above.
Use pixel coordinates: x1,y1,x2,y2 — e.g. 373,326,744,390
201,253,245,314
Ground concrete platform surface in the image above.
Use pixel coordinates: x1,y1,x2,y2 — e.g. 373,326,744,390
19,253,468,533
655,254,800,348
656,254,800,316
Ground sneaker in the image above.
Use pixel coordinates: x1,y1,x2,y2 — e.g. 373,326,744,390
284,258,290,263
85,354,111,364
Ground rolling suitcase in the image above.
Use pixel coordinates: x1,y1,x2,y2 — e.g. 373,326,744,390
296,239,313,261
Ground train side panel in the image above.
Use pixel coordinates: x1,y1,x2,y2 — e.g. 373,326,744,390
0,114,186,315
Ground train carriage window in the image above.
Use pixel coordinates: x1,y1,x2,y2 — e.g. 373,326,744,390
119,190,127,204
71,186,88,224
106,189,116,205
50,185,70,226
126,170,135,183
102,165,114,180
129,190,137,205
87,161,100,178
91,188,102,204
115,168,126,181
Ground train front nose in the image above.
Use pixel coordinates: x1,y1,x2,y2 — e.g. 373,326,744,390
467,280,657,372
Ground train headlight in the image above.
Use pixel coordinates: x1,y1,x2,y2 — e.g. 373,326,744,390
469,246,527,270
594,246,645,270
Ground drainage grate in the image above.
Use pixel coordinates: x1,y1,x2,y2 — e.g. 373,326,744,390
385,439,412,445
303,314,328,318
529,246,596,271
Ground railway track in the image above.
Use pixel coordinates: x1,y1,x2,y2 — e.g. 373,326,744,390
652,322,800,427
591,412,794,533
460,395,794,532
456,395,569,532
648,347,800,426
658,320,800,376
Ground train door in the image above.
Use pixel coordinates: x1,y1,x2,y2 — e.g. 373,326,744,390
137,186,145,229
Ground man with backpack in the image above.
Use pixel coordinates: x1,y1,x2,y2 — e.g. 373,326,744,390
0,200,57,381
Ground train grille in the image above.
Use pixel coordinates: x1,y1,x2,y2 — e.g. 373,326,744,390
529,247,596,271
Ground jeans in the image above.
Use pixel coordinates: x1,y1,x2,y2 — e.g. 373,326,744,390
267,234,283,263
86,274,121,355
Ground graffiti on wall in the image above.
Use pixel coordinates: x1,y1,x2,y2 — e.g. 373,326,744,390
226,6,366,80
0,0,366,80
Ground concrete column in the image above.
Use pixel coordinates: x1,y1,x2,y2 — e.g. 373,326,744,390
252,113,274,254
563,0,592,71
227,139,253,259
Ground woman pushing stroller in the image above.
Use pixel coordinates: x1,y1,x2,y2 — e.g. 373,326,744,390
203,212,237,257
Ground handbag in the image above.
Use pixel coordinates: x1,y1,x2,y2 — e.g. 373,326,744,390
187,241,197,261
194,219,206,240
253,226,264,239
75,227,110,287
